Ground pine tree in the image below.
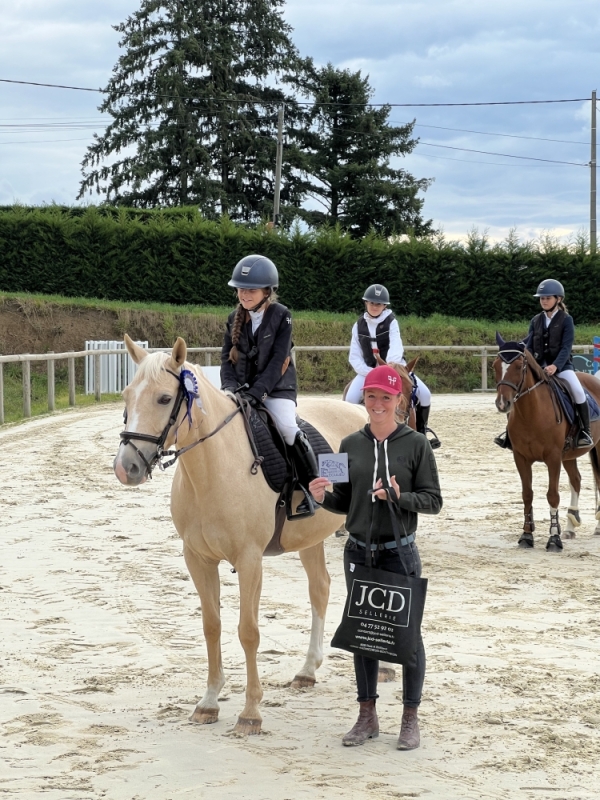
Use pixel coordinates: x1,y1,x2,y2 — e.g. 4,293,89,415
292,64,434,238
78,0,303,220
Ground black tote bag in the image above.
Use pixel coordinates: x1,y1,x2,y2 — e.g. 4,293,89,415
331,490,428,666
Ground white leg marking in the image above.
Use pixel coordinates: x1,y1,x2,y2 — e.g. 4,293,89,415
296,605,325,679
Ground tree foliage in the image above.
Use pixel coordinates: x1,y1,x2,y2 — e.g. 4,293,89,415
78,0,303,220
291,63,434,237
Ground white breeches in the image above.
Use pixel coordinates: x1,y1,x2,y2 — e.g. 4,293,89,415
556,370,585,404
345,372,432,406
262,397,299,445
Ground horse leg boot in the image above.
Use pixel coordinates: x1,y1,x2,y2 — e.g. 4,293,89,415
415,405,441,449
291,430,319,514
397,705,420,750
342,700,379,746
576,402,593,447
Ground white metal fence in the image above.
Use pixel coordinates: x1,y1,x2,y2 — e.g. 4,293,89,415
84,340,148,395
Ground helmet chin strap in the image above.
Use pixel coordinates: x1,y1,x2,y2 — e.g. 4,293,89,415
249,292,270,313
543,296,559,314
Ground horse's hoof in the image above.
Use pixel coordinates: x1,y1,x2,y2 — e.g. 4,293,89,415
567,509,581,527
290,674,316,689
233,717,262,735
561,530,576,540
546,535,563,552
189,706,219,724
378,667,396,683
518,533,534,548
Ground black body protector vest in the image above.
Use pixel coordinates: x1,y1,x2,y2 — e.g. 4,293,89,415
357,313,396,368
531,310,567,367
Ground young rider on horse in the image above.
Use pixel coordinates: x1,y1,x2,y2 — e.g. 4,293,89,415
346,284,440,448
495,278,593,449
220,254,319,513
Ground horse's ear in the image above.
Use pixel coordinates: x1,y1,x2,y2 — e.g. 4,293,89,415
495,331,505,348
167,337,188,371
124,333,148,364
521,333,533,351
405,356,420,373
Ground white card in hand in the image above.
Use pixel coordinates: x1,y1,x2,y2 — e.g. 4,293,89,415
318,453,349,483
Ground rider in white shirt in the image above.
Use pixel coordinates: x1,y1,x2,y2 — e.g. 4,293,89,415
345,284,439,448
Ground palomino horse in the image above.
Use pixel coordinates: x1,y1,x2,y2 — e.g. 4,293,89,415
494,334,600,550
113,336,367,734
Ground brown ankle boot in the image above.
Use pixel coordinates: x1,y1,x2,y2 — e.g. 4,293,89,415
396,706,420,750
342,700,379,747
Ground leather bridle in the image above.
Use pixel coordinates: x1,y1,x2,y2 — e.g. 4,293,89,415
119,368,242,478
496,350,546,403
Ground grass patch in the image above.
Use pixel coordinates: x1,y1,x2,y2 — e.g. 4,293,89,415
2,292,599,422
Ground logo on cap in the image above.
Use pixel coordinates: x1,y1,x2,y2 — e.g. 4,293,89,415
388,375,397,386
241,266,251,276
375,287,382,296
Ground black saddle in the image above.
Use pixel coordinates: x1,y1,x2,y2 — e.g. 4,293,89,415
245,405,333,510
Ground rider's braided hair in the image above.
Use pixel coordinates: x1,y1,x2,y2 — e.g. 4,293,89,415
228,303,246,365
557,298,568,314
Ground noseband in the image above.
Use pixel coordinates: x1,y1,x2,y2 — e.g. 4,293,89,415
119,368,242,478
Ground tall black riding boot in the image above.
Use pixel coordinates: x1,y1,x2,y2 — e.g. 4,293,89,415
415,405,441,449
292,430,319,514
575,402,593,447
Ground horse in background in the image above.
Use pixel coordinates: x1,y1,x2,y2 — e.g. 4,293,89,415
494,333,600,550
114,336,367,735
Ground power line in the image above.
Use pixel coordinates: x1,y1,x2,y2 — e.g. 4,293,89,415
418,141,589,167
0,77,590,106
411,123,589,146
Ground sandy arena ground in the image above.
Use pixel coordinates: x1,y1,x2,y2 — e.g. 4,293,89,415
1,395,600,800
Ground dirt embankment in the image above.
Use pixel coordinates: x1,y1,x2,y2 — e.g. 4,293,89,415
0,298,227,355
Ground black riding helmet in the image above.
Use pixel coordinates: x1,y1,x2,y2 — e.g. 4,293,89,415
228,255,279,290
362,284,390,304
534,279,565,298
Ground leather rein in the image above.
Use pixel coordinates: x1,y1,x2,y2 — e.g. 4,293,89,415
496,350,562,422
119,368,243,478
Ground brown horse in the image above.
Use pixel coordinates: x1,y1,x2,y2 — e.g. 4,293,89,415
494,333,600,550
113,336,368,734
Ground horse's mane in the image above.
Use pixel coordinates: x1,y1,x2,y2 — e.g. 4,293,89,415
523,349,548,383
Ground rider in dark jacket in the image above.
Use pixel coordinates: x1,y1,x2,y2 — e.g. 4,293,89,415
495,278,592,449
221,254,319,514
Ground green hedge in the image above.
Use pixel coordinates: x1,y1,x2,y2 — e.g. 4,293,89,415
1,206,599,323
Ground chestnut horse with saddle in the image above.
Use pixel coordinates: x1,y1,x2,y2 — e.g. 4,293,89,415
494,333,600,550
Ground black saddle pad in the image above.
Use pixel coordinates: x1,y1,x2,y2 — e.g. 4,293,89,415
248,410,333,493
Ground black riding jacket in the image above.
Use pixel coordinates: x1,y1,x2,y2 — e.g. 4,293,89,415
356,313,396,367
220,302,297,402
528,310,574,372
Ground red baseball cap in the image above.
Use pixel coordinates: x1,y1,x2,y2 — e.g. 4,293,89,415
363,365,403,395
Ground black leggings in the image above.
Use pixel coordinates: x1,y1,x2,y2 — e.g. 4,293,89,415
343,539,426,708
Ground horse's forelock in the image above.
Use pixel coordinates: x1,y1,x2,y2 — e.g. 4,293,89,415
134,351,172,383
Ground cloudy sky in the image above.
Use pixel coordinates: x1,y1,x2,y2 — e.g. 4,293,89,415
1,0,598,241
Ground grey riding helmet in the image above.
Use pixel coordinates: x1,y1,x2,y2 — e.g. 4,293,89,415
228,255,279,289
534,279,565,298
362,284,390,304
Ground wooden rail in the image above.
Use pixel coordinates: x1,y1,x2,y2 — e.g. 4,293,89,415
0,344,593,425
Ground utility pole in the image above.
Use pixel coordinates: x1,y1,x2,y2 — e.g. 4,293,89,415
592,89,597,254
273,104,285,227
